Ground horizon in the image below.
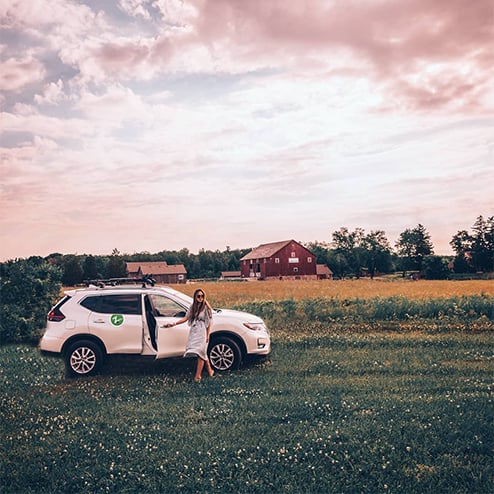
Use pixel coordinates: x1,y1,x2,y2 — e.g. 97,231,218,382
1,227,465,262
1,1,493,262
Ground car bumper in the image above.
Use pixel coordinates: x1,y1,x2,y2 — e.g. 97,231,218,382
39,333,64,354
247,336,271,356
39,348,60,358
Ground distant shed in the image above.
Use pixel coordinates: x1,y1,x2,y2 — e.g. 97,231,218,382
220,271,242,280
316,264,333,280
126,261,187,284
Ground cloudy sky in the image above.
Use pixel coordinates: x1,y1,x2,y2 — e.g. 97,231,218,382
1,0,493,261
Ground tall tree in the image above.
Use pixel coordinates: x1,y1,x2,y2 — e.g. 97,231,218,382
395,224,434,274
331,227,366,277
471,215,494,272
450,215,494,272
331,228,393,278
361,230,392,279
450,229,473,272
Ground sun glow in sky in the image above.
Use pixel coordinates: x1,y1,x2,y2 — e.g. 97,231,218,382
1,0,493,261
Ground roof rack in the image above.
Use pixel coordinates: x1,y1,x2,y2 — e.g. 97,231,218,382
83,275,156,288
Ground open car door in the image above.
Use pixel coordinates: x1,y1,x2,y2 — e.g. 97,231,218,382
148,294,190,358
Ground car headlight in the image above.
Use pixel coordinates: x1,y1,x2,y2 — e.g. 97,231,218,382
243,322,265,331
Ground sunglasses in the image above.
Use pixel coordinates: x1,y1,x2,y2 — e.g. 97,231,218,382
196,294,204,299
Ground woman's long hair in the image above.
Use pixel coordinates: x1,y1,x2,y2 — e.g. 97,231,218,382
188,288,212,324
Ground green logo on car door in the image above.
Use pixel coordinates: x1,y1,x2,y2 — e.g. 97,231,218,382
110,314,124,326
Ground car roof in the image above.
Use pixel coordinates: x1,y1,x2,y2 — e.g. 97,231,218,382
65,285,172,296
64,285,193,303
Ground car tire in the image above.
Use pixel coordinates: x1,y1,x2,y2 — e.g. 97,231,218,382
208,337,242,372
65,340,103,377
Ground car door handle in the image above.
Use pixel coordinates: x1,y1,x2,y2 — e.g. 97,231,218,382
93,319,105,324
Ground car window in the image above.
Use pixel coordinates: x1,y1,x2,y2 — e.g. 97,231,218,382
149,294,186,317
80,296,100,312
80,294,142,315
161,287,193,306
52,295,71,311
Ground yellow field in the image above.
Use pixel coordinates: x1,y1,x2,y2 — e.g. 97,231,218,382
177,279,494,306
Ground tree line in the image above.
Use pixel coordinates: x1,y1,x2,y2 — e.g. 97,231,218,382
2,215,493,287
310,216,493,279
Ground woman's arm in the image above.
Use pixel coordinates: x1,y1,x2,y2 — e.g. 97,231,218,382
165,315,187,328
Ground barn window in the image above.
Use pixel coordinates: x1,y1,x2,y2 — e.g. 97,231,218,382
308,257,312,263
275,258,280,263
293,267,299,273
291,252,296,257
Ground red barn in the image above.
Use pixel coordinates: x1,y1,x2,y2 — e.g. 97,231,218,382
240,240,317,280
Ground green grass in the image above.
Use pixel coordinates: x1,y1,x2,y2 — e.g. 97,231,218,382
1,327,493,493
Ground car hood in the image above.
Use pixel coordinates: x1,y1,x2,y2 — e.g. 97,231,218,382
214,308,264,323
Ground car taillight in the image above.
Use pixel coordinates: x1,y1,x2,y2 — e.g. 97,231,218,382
48,307,65,322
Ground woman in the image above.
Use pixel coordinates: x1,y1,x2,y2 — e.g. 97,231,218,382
167,288,215,382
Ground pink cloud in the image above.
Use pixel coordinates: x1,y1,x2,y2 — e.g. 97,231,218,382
0,0,96,30
186,0,493,111
99,42,148,65
60,34,176,82
34,79,64,105
0,56,45,91
189,0,491,63
388,73,485,112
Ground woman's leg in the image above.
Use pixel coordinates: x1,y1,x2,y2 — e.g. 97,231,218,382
205,359,214,377
194,358,205,381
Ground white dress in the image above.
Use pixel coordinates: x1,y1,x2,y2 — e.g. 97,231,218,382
183,306,212,361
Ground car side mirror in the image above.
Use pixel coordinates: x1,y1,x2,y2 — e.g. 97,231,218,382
174,311,186,318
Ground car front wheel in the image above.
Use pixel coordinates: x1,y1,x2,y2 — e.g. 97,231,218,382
65,340,103,377
208,337,242,371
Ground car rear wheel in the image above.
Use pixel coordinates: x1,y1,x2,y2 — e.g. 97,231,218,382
208,337,242,371
65,340,103,377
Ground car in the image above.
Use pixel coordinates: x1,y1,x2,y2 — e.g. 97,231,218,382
39,278,271,377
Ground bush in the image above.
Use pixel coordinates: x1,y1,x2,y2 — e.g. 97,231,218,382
0,257,62,344
423,255,449,279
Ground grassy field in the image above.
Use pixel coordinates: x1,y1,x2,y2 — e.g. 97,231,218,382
178,279,494,306
1,280,493,493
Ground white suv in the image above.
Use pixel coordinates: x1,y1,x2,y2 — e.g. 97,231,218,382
40,280,271,377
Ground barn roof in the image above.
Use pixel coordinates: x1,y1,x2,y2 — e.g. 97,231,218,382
316,264,333,275
240,240,294,261
126,261,187,275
